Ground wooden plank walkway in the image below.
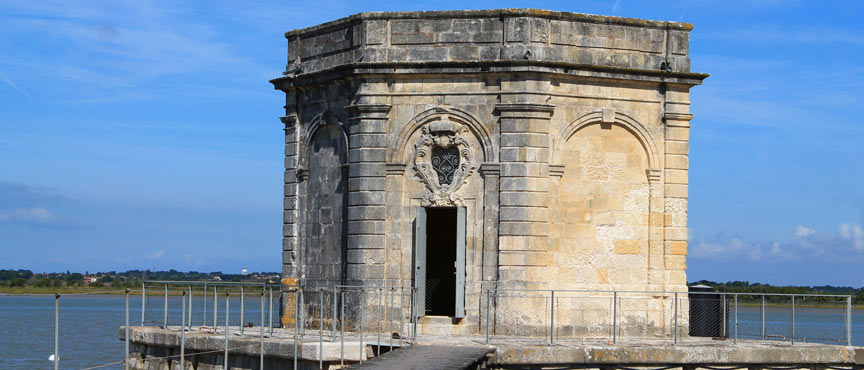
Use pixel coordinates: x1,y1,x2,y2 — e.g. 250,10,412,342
347,345,494,370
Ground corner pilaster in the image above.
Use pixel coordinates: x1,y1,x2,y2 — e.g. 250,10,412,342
281,114,301,279
663,111,693,288
345,104,392,287
495,103,554,288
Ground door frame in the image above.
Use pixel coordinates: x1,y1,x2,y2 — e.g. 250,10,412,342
413,206,466,318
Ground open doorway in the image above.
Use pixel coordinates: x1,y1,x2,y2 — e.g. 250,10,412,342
424,207,457,316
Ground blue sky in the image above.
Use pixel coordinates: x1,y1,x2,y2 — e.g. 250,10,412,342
1,1,862,286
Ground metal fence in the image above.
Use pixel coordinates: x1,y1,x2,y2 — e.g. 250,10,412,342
40,284,854,369
482,289,854,346
132,281,417,370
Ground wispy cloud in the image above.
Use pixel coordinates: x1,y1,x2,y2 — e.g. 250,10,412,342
0,1,263,104
0,182,74,226
0,207,57,224
0,69,36,101
148,250,166,259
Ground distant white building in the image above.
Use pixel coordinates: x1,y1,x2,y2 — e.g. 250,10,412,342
241,268,248,276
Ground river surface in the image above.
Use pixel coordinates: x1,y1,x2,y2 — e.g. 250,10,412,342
1,295,863,369
0,294,272,370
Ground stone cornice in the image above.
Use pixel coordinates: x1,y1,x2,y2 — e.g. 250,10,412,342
344,104,391,120
495,103,556,113
647,168,662,182
385,162,406,175
549,164,565,178
479,162,501,177
280,115,298,128
271,62,708,91
285,9,693,38
664,112,694,127
345,104,391,114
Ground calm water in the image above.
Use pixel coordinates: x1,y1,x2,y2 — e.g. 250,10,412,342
0,294,272,370
1,295,863,369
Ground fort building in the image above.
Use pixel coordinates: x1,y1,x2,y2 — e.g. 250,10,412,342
119,10,864,370
270,9,707,335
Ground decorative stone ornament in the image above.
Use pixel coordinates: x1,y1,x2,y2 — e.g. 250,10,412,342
413,120,476,206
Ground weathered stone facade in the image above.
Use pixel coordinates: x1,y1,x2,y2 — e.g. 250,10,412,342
271,9,706,333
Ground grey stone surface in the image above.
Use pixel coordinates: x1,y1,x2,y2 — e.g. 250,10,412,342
279,9,700,77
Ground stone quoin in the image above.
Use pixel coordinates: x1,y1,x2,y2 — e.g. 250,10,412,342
270,8,708,335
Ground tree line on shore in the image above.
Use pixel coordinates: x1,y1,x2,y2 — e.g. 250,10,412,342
690,280,864,304
0,269,280,289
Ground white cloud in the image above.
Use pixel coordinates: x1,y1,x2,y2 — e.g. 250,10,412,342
691,222,864,263
839,223,864,252
148,250,166,259
794,225,814,238
0,207,57,224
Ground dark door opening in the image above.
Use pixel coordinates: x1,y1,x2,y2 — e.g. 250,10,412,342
424,207,457,316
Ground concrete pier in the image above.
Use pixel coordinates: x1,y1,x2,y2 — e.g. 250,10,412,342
121,326,864,369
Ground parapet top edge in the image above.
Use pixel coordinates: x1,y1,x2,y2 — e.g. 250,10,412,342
284,8,694,38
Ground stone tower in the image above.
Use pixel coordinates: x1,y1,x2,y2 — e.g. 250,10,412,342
271,9,706,333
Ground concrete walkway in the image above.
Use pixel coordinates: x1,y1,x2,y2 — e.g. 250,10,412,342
121,326,864,368
346,345,493,369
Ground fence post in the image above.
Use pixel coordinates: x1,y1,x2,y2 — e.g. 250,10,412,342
163,284,168,329
260,291,265,368
294,291,299,370
213,286,218,329
673,292,678,345
332,287,338,340
761,295,766,340
399,287,405,340
203,282,208,327
224,292,230,370
240,286,245,334
411,288,418,346
54,293,59,370
125,289,130,370
848,295,853,346
141,283,146,326
269,286,274,337
550,290,555,345
791,295,796,344
721,294,726,338
390,288,395,351
377,288,382,356
734,294,738,344
485,289,491,345
180,290,186,370
188,285,192,328
612,291,617,344
340,291,345,368
319,290,324,370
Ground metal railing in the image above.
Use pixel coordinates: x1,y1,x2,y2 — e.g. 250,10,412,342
37,284,855,369
133,281,417,370
482,289,854,347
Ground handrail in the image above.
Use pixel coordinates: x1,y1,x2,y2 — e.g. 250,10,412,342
486,288,852,298
143,280,282,286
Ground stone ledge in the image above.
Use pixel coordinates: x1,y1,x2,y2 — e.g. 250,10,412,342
284,9,693,38
272,61,709,90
